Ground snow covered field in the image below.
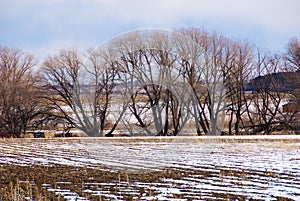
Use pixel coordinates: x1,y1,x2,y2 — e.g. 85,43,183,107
0,136,300,200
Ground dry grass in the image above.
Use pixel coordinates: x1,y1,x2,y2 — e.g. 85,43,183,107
1,135,300,144
0,164,189,201
0,164,296,201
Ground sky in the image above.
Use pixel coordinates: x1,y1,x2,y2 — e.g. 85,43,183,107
1,0,300,60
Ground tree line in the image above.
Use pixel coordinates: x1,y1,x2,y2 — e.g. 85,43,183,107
0,28,299,137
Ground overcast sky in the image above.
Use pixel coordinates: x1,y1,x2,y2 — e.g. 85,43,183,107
1,0,299,59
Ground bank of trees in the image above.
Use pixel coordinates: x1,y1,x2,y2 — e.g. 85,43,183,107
0,28,299,137
0,47,53,137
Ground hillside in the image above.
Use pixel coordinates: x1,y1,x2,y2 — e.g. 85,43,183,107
245,71,300,92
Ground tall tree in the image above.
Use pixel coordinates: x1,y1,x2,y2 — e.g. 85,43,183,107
42,49,118,136
0,47,45,136
244,53,287,134
110,31,189,136
286,38,300,71
178,28,230,135
225,41,254,135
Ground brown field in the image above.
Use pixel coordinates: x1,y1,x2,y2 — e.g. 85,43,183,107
0,136,300,200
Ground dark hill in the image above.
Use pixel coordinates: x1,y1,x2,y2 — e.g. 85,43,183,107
245,71,300,92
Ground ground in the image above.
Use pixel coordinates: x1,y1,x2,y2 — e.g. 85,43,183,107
0,136,300,200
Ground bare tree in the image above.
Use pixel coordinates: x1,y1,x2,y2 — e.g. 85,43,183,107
285,38,300,101
244,53,287,134
110,31,190,136
286,38,300,71
178,28,230,135
225,41,254,135
42,49,118,136
0,46,46,136
282,38,300,133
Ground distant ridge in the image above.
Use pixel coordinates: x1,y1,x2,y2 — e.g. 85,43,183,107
245,71,300,92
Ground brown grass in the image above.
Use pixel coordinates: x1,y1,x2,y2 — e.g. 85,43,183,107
1,135,300,144
0,164,295,201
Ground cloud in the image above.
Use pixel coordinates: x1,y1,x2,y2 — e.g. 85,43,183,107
1,0,300,59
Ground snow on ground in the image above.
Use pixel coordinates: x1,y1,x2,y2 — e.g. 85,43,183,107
0,136,300,200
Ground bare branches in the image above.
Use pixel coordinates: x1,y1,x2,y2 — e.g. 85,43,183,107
286,38,300,71
1,29,300,137
41,49,119,136
0,47,47,136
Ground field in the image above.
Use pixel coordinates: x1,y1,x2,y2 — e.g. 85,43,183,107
0,136,300,200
